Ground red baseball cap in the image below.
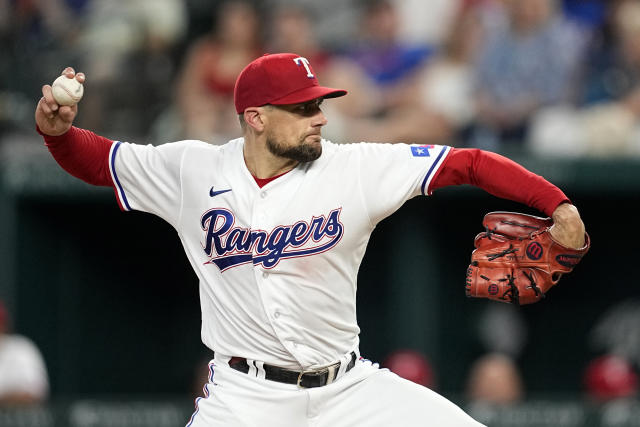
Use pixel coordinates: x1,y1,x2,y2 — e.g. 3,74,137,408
234,53,347,114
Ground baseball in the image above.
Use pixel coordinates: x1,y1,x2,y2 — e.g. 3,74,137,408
51,75,84,106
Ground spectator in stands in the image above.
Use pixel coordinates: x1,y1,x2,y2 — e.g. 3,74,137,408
0,0,89,136
469,0,589,151
464,303,526,405
349,0,434,89
323,0,436,143
577,0,640,106
411,3,487,145
582,299,640,401
3,0,81,58
391,0,464,48
561,0,608,30
589,299,640,373
465,352,524,404
266,5,332,74
173,0,262,143
528,0,640,157
583,353,638,402
262,4,356,142
0,300,49,405
383,349,437,389
263,0,362,51
75,0,188,137
0,0,86,50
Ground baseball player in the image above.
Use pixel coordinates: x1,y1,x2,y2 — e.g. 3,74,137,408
35,53,586,426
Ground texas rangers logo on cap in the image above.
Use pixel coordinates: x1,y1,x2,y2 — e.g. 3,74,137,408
293,57,314,78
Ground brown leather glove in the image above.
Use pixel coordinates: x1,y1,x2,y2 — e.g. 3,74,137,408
465,212,591,305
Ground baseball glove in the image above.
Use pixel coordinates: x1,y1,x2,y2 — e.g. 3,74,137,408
465,211,590,305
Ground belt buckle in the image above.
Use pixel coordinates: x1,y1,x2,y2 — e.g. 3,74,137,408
297,366,330,388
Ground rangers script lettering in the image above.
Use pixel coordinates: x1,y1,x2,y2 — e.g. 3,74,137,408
201,208,344,271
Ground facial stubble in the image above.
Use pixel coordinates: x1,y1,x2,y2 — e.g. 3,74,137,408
266,134,322,163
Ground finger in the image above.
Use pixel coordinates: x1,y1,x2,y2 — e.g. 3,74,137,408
38,96,55,119
75,72,85,84
58,104,76,122
61,67,75,78
41,84,59,111
37,96,51,116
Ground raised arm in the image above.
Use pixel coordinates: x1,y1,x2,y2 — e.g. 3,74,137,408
36,67,81,136
35,68,113,187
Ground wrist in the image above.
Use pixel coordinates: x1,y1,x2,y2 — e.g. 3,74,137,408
36,124,72,137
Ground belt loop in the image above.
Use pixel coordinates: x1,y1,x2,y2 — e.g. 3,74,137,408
214,353,232,366
247,359,258,377
255,360,266,379
326,364,337,385
336,351,351,379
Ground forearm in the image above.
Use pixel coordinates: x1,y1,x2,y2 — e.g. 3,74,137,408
38,125,114,187
431,148,587,248
429,148,569,217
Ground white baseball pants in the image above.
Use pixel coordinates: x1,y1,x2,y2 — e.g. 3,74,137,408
186,356,485,427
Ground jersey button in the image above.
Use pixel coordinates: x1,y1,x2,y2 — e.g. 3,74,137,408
274,311,280,319
262,271,269,279
260,191,267,198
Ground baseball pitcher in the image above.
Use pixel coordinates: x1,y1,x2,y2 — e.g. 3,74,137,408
35,53,588,426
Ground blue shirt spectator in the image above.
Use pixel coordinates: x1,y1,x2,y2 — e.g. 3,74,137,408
470,0,590,148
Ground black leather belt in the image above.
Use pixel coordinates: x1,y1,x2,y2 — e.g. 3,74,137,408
228,352,358,388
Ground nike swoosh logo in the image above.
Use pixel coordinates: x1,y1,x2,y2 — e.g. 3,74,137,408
210,187,232,197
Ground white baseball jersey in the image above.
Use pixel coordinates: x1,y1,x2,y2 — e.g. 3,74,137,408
108,138,450,369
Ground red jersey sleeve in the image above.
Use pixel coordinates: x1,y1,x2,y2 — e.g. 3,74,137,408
38,126,114,187
428,148,569,217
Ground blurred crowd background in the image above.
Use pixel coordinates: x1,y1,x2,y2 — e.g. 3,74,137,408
2,0,640,157
1,0,640,425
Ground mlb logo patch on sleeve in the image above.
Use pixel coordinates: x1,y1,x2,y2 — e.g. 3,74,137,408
411,145,434,157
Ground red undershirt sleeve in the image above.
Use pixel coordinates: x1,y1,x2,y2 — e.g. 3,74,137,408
38,126,114,187
428,148,570,217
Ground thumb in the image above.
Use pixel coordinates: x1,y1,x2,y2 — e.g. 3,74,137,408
549,223,585,249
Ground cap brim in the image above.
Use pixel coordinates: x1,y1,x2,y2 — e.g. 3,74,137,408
269,85,347,106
